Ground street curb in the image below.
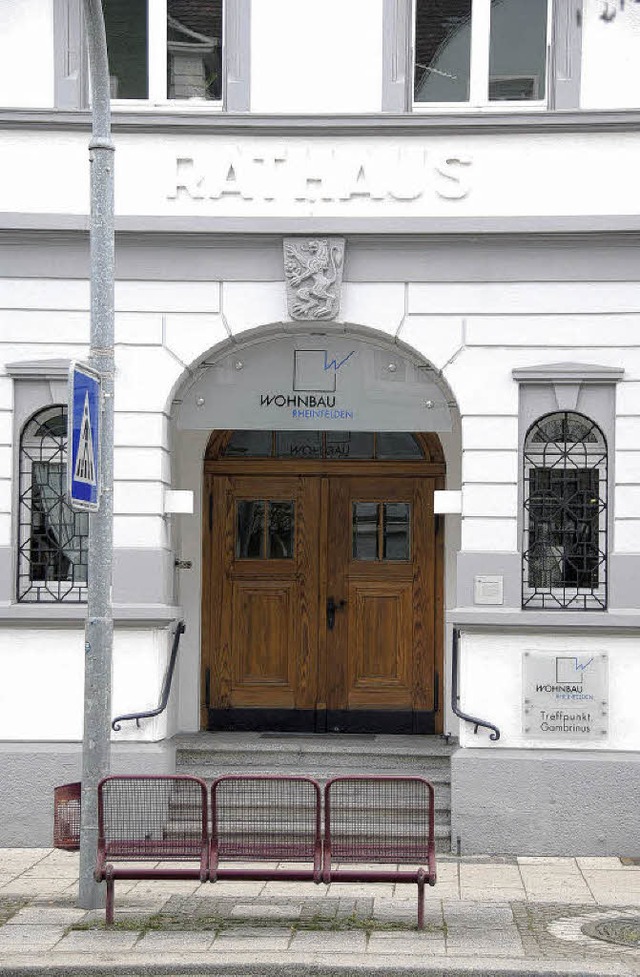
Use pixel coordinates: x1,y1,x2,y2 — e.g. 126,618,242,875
0,956,631,977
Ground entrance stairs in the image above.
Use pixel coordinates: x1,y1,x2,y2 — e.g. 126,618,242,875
174,732,456,853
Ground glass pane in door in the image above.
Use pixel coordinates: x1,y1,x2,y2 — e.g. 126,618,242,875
236,501,264,558
268,502,295,559
353,503,379,561
383,503,411,561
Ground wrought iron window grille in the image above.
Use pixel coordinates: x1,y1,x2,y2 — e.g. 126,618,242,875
17,406,89,603
522,411,607,611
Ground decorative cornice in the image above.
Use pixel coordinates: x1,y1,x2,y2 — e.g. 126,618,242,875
4,214,640,236
2,108,640,136
512,362,625,384
6,358,71,380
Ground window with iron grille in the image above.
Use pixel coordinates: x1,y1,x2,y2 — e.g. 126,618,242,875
522,411,607,611
17,406,88,603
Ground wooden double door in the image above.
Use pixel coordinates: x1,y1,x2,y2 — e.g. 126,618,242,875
202,459,443,733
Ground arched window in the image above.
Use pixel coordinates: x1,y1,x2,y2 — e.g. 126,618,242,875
17,406,88,602
522,411,607,610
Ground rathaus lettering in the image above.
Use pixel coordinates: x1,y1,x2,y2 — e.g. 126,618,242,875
167,149,472,203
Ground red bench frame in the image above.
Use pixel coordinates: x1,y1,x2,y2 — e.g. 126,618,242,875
95,773,436,928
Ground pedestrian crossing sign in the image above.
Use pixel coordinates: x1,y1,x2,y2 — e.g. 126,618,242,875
68,362,101,511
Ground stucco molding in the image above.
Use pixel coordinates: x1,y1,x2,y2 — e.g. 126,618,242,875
4,108,640,135
512,363,625,384
6,214,640,236
6,359,71,380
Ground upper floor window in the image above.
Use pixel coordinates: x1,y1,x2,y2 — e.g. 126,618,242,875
17,406,88,603
414,0,550,107
522,411,607,611
105,0,222,101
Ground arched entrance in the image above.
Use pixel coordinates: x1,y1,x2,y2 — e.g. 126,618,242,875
201,430,445,734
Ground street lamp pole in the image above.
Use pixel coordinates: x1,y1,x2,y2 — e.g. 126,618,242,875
78,0,115,909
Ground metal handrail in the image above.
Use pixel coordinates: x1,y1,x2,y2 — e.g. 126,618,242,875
112,621,186,731
451,627,500,741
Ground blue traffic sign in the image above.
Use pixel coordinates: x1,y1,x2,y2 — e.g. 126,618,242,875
68,362,101,511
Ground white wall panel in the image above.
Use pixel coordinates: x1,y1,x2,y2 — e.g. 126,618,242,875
614,520,640,552
613,485,640,519
0,628,170,742
115,281,220,314
615,417,640,451
0,310,89,345
164,313,228,368
443,349,519,415
251,0,383,113
409,282,640,316
614,452,640,484
462,416,519,451
114,447,170,482
462,450,518,483
114,481,165,516
340,283,405,337
615,381,640,415
581,0,640,110
0,279,88,310
115,347,184,413
0,379,13,410
0,412,12,446
115,313,164,346
466,315,640,348
111,629,172,743
113,515,167,548
460,631,640,751
0,479,11,513
0,447,11,480
463,483,518,518
114,413,169,449
221,282,288,337
398,316,465,371
0,0,54,109
0,630,84,741
461,517,518,551
0,512,10,546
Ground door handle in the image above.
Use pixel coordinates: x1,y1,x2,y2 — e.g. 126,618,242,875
326,596,346,630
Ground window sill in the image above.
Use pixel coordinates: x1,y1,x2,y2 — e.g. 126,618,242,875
447,607,640,631
0,603,181,626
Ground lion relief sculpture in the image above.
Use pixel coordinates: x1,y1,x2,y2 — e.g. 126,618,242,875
283,237,345,320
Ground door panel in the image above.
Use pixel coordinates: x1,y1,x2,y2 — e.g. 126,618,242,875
203,467,440,733
349,583,412,702
207,475,320,724
325,476,436,730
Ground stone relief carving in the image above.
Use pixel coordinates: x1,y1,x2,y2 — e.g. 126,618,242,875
283,238,345,320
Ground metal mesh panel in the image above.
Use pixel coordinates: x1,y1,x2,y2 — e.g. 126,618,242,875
326,777,433,863
99,777,207,861
212,776,321,861
53,782,81,851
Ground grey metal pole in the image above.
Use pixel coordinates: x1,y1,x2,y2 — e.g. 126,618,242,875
78,0,115,909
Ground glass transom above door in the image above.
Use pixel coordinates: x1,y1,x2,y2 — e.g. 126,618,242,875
224,431,424,460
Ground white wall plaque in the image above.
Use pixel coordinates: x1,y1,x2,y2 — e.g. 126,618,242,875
523,651,608,741
474,575,504,605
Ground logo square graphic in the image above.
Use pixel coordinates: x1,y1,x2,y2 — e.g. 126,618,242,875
293,350,336,393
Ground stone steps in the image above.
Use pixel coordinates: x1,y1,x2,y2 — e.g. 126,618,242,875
173,732,455,852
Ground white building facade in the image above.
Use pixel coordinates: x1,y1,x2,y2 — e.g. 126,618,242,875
1,0,640,853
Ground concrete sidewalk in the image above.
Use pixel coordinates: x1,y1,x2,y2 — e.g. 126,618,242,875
1,849,640,976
